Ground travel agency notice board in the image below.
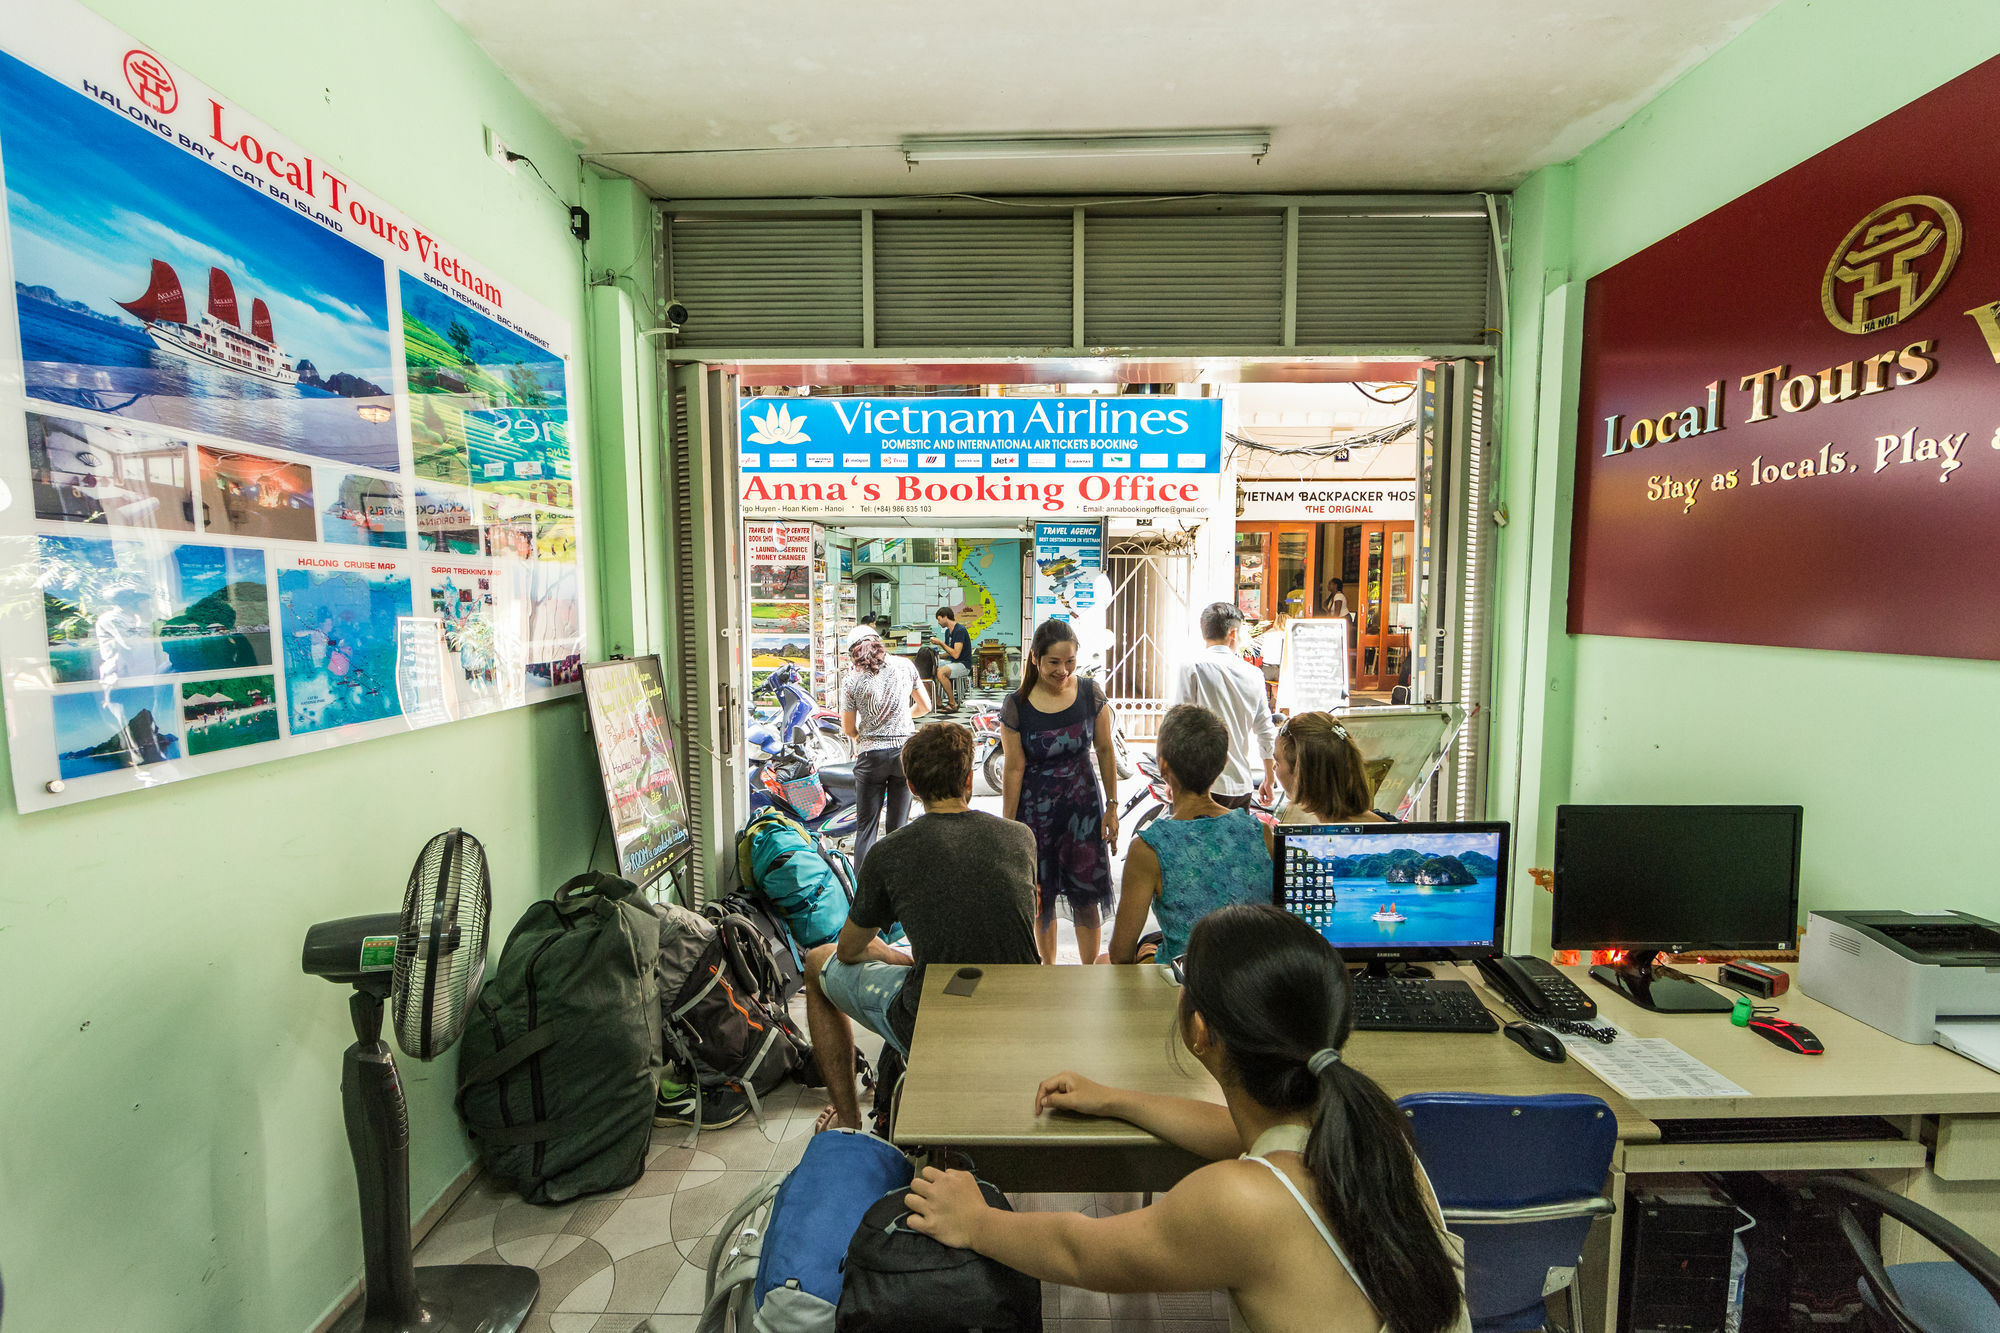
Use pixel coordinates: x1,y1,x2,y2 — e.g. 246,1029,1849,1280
0,2,584,812
1570,53,2000,663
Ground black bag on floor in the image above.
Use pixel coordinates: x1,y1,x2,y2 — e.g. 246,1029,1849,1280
456,872,662,1204
656,901,806,1134
835,1179,1043,1332
707,890,805,1005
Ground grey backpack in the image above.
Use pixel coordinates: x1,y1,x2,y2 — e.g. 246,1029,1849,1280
456,872,663,1204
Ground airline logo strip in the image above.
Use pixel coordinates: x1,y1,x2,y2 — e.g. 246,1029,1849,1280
737,397,1223,518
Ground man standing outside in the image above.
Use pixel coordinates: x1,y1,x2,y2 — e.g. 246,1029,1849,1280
801,724,1040,1131
1165,601,1277,809
931,605,974,712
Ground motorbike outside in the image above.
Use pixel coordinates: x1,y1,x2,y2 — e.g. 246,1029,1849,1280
974,666,1137,795
749,737,860,850
748,662,850,766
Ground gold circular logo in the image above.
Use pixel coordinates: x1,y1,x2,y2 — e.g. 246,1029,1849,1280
1821,195,1962,335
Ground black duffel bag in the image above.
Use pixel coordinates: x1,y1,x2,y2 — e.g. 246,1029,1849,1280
835,1178,1042,1332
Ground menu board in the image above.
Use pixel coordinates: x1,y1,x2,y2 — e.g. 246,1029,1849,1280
1274,618,1351,713
580,656,690,888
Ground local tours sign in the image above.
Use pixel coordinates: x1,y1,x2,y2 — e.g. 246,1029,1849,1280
737,396,1223,519
1571,54,2000,662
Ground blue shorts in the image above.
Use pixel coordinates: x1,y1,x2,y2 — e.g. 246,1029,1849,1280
817,957,911,1058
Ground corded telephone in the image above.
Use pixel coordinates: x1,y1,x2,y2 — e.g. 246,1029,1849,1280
1475,954,1599,1021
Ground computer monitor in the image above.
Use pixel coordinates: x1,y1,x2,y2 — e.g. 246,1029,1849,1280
1553,805,1803,1013
1272,822,1511,975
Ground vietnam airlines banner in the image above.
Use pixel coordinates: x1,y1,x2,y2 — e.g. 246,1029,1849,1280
1571,54,2000,662
0,0,581,811
738,396,1223,518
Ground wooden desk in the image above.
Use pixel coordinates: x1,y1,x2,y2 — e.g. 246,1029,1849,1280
897,961,2000,1331
895,963,1658,1191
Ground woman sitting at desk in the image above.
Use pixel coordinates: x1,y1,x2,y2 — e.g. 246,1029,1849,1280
1273,711,1387,825
1106,704,1270,966
903,903,1470,1333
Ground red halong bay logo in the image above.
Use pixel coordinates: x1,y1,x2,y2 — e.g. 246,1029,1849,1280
122,48,177,114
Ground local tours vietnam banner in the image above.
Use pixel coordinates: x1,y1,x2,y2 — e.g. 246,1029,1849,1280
0,0,582,812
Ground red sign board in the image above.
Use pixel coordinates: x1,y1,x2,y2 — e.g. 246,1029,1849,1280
1570,56,2000,662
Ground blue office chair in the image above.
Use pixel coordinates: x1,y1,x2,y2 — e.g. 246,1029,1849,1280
1812,1174,2000,1333
1397,1093,1619,1333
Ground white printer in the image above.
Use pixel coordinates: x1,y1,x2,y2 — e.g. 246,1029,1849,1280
1799,911,2000,1056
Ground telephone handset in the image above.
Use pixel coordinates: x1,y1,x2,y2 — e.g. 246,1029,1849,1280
1475,954,1598,1021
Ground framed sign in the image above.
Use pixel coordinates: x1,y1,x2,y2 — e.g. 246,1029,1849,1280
0,1,582,811
1570,55,2000,662
1275,618,1351,713
580,656,690,888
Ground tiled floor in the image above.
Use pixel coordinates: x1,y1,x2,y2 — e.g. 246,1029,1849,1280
417,1008,1221,1332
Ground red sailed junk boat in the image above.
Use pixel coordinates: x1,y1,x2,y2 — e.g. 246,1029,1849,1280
118,260,299,386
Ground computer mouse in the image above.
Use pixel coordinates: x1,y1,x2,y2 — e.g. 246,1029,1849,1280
1503,1021,1567,1064
1748,1018,1824,1054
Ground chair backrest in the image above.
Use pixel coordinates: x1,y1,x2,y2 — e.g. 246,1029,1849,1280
1399,1093,1618,1333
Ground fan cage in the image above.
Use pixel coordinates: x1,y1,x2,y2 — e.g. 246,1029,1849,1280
393,828,491,1059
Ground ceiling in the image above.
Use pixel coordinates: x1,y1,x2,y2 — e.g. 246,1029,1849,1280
439,0,1780,200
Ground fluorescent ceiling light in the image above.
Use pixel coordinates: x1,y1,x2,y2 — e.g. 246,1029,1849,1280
901,131,1270,164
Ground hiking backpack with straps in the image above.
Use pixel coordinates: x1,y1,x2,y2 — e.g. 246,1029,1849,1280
655,900,806,1136
736,808,851,949
455,872,662,1204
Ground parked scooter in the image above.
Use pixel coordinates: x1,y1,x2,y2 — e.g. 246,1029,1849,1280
748,662,850,766
749,738,859,847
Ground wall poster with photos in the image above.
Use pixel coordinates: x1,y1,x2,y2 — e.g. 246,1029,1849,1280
0,1,583,812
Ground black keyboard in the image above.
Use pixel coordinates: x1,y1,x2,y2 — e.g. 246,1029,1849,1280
1349,977,1500,1033
1656,1115,1903,1145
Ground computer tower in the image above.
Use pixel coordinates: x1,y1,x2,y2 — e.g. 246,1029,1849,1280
1620,1176,1738,1333
1720,1173,1881,1332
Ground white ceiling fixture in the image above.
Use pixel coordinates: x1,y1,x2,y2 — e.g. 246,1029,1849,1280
438,1,1784,198
899,131,1271,164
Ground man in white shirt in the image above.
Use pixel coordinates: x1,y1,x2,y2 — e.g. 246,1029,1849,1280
1165,602,1277,807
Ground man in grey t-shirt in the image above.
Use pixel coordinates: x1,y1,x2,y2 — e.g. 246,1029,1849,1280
804,723,1040,1131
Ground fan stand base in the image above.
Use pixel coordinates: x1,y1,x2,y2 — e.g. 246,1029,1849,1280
328,1262,539,1333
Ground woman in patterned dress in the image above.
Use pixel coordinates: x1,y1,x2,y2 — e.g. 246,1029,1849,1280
1000,618,1121,964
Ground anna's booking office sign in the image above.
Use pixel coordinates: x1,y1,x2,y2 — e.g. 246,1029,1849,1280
737,397,1223,519
1570,54,2000,662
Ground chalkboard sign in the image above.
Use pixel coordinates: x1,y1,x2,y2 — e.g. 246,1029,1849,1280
581,656,692,888
1275,618,1350,714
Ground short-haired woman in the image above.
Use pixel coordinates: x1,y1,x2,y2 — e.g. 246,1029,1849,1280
1000,618,1119,964
1274,711,1386,825
841,624,931,863
904,903,1471,1333
1108,704,1271,965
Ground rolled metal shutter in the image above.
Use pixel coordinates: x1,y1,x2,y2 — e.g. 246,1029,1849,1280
874,217,1072,347
1083,214,1284,345
1295,214,1491,345
669,217,863,347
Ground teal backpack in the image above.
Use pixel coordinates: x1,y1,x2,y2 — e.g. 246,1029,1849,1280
736,809,851,949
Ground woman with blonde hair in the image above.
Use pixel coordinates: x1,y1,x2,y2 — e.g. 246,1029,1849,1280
1274,711,1385,825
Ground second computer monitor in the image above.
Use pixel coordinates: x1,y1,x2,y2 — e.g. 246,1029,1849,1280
1273,822,1511,967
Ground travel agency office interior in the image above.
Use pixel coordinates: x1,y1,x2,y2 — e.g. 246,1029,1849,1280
6,2,2000,1331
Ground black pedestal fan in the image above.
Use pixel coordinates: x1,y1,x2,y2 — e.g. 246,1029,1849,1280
302,828,538,1333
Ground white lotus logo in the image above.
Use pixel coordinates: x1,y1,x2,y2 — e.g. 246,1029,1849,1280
747,404,810,446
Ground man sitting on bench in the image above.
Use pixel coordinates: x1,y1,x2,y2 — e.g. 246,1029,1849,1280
803,723,1041,1131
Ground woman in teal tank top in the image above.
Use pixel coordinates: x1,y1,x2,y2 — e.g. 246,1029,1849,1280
1109,704,1272,964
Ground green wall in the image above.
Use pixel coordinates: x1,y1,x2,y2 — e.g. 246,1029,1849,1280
1494,0,2000,943
0,3,654,1329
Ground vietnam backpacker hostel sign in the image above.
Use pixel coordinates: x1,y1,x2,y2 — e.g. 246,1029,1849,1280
1237,480,1417,522
737,396,1224,518
1569,54,2000,663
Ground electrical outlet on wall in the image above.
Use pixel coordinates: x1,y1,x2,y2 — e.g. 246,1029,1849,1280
483,126,517,173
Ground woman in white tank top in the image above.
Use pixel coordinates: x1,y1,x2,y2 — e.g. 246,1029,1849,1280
905,903,1471,1333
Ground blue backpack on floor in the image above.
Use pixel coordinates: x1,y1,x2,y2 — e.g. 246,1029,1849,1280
738,809,852,949
700,1129,914,1333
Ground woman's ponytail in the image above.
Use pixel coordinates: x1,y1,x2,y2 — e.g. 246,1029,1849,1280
1182,905,1463,1333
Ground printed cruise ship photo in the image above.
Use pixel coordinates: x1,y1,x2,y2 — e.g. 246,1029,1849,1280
118,260,298,386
